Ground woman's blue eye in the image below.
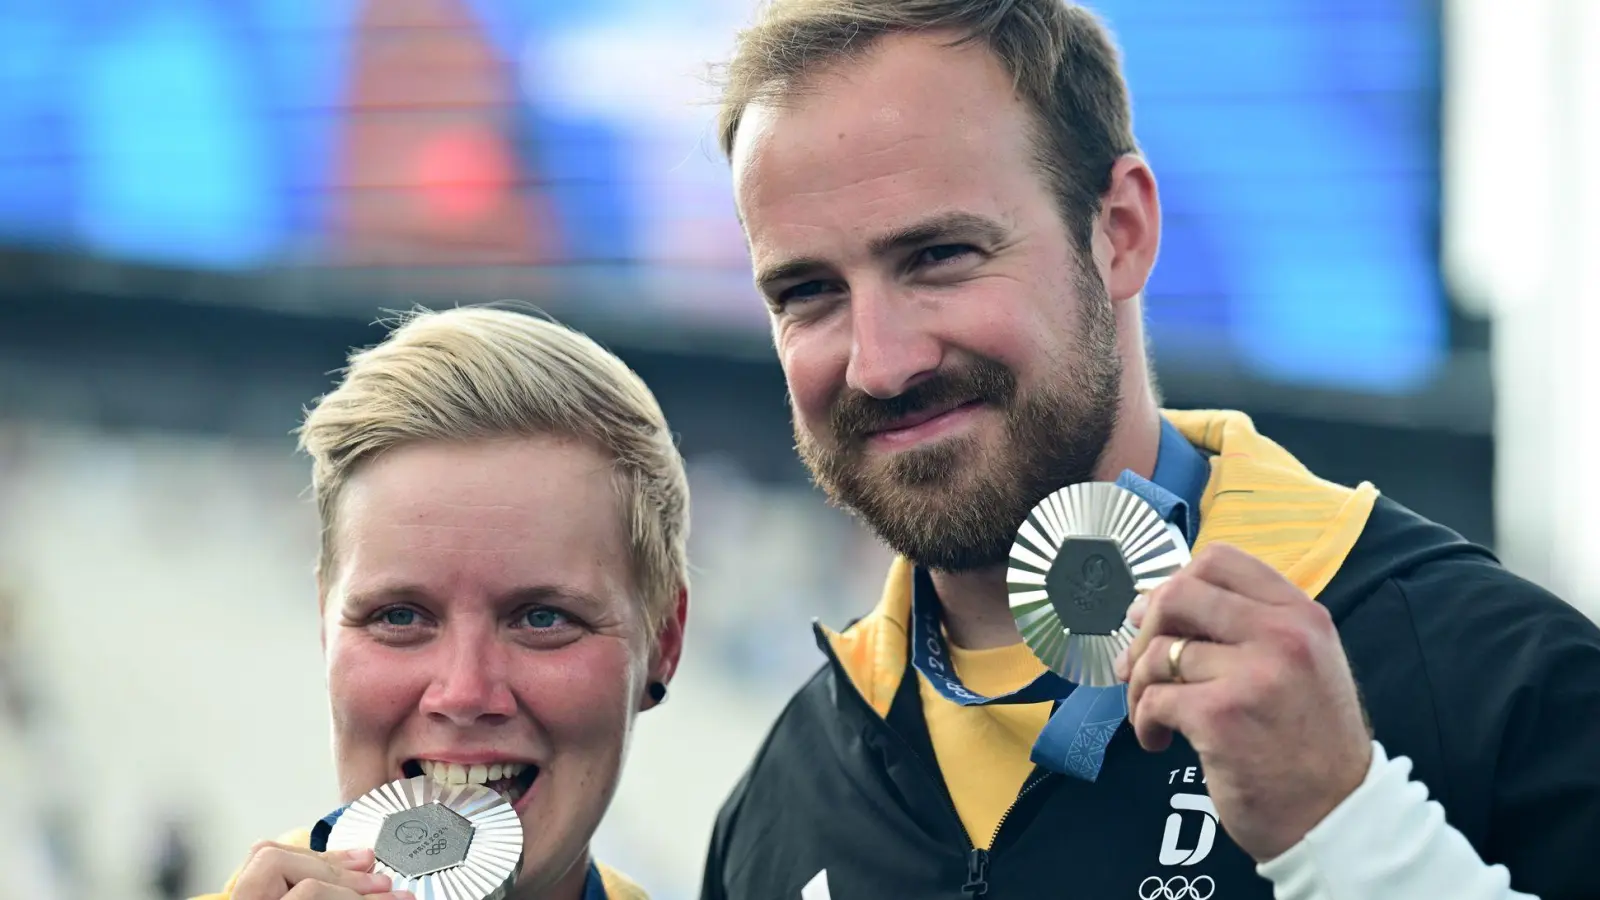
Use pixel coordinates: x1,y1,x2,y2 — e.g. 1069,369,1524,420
381,608,417,627
523,609,565,629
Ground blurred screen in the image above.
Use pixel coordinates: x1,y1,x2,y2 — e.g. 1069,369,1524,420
0,0,1445,393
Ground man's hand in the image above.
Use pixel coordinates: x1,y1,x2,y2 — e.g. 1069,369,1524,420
1111,543,1373,862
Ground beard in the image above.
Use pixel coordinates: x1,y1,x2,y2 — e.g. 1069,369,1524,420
795,271,1122,572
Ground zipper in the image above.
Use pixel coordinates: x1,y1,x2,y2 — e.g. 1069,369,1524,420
963,769,1057,896
817,631,983,894
815,627,1059,899
989,769,1054,848
962,848,989,896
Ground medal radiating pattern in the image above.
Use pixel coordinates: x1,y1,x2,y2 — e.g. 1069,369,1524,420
1007,481,1190,687
325,776,523,900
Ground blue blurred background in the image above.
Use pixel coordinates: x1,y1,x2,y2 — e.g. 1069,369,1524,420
0,0,1455,392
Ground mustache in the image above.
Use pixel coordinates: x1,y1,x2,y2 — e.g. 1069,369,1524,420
829,358,1018,443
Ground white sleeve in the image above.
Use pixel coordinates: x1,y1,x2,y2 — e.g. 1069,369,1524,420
1256,740,1539,900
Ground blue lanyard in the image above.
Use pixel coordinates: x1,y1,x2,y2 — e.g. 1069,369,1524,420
908,422,1205,782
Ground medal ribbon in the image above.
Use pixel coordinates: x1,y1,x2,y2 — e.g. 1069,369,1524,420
909,424,1204,781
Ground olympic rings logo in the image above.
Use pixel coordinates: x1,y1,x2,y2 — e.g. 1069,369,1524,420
1138,875,1215,900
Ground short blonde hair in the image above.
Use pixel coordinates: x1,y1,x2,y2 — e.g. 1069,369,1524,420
297,306,689,637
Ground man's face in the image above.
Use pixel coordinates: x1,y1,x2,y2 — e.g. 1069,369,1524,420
731,32,1124,571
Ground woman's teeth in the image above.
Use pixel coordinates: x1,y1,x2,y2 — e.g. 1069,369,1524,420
417,760,529,785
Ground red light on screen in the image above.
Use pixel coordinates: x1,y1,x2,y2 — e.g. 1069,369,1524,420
410,126,512,224
330,0,557,267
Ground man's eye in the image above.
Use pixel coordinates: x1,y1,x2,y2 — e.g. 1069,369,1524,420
915,244,976,266
780,280,835,303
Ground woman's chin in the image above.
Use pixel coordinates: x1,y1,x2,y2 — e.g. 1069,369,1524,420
513,808,596,898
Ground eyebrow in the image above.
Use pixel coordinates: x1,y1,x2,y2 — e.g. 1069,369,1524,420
754,211,1010,292
344,583,610,613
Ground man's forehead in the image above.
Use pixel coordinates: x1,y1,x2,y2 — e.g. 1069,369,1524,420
732,104,1010,253
730,37,1024,199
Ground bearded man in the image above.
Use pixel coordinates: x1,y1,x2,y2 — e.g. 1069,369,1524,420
699,2,1600,899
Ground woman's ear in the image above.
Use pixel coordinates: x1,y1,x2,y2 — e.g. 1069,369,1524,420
642,586,689,711
317,566,329,654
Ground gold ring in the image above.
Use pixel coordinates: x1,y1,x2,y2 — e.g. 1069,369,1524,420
1168,637,1190,684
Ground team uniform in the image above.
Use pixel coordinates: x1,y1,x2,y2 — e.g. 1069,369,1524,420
699,410,1600,899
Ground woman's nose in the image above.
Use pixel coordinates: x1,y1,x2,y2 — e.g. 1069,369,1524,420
418,639,517,726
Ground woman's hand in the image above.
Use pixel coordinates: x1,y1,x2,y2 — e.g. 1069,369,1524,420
231,843,414,900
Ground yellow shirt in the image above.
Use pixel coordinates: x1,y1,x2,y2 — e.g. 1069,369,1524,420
918,639,1052,849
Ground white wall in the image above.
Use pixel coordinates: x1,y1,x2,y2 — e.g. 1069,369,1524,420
1446,0,1600,621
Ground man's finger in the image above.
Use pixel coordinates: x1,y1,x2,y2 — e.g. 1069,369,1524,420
1129,682,1181,752
1114,576,1257,681
1185,543,1300,605
1127,636,1234,718
1148,577,1263,645
1117,583,1171,680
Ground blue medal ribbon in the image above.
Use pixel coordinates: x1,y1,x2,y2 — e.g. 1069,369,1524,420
908,419,1207,782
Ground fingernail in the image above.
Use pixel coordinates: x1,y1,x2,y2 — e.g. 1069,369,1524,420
363,872,394,891
1128,596,1148,621
390,893,417,900
338,848,374,868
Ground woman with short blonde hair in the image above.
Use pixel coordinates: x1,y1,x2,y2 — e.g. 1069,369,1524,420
199,305,689,900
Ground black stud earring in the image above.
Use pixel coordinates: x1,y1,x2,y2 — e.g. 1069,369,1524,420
647,681,668,704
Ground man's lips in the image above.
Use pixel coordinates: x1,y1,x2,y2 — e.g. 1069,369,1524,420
860,400,984,449
865,399,981,436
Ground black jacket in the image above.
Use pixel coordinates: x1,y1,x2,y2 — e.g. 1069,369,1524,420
699,497,1600,899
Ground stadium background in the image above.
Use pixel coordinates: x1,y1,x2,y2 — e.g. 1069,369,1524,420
0,0,1596,897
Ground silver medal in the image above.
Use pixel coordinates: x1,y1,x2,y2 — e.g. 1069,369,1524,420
1007,481,1190,687
324,776,523,900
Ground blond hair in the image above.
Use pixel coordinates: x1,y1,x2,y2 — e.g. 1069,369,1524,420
297,306,689,637
714,0,1138,252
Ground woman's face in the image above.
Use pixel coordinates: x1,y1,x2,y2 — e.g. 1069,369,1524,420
320,436,680,896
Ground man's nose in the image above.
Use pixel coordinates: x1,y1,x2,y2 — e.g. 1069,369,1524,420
418,632,516,727
845,286,942,399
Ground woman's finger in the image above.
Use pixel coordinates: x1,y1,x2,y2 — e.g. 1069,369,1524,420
233,845,394,900
284,881,415,900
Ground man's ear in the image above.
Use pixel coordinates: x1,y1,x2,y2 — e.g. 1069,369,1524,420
1091,154,1162,304
642,586,689,710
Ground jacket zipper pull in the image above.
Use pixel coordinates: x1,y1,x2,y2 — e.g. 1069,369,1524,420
962,848,989,896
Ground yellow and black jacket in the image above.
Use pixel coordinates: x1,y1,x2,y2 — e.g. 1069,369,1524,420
699,410,1600,899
